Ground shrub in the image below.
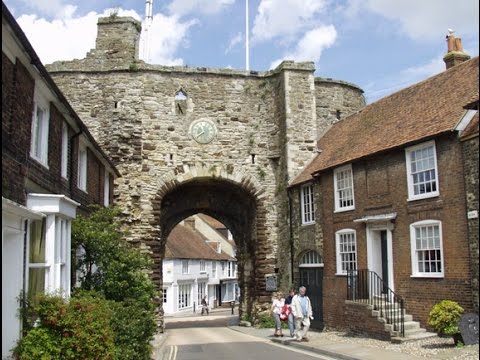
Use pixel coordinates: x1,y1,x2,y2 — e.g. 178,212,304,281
14,292,115,360
110,299,156,360
428,300,464,336
72,205,157,358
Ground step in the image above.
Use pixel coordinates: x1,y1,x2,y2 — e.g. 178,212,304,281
391,331,438,344
385,320,420,333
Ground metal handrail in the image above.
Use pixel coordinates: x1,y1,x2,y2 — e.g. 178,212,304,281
347,269,405,337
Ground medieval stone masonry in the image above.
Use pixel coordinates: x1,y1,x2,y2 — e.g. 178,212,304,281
45,15,364,330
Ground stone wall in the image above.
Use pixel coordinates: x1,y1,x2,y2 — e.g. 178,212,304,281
45,15,365,329
462,135,479,312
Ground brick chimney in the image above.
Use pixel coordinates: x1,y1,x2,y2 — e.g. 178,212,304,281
443,32,471,69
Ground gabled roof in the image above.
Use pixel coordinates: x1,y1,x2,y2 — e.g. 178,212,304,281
291,56,479,186
165,224,233,261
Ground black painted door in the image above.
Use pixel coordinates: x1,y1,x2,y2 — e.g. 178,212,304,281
299,267,324,330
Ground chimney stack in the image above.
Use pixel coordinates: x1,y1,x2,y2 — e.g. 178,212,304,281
443,31,471,69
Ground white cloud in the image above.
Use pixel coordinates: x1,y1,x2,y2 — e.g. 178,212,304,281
269,25,336,69
15,6,196,66
168,0,235,17
145,13,198,65
251,0,328,43
225,32,243,54
364,0,479,41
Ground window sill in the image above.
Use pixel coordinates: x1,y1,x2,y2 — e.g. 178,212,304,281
407,193,439,202
335,273,348,276
410,274,444,279
301,221,315,226
334,207,355,214
30,155,49,169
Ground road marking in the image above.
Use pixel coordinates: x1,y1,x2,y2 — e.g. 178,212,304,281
167,345,177,360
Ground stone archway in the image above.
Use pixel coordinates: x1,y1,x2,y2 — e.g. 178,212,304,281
151,174,273,331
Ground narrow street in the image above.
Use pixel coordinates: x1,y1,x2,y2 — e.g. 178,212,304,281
160,310,336,360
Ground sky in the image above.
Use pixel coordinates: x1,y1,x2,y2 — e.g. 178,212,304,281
4,0,479,103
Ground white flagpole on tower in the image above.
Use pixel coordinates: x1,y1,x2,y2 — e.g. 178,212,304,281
143,0,153,62
245,0,250,71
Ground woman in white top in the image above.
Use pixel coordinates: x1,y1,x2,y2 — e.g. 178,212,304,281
270,293,285,337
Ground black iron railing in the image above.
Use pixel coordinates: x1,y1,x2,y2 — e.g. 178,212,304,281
347,269,405,337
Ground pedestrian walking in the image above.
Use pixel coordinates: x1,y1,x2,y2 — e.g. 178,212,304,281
291,286,313,342
270,292,285,337
284,288,296,337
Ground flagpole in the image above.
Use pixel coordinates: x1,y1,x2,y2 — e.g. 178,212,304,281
245,0,250,71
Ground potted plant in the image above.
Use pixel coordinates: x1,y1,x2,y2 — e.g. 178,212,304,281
428,300,464,345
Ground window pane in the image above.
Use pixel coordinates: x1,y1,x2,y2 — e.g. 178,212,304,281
28,268,45,297
29,220,45,263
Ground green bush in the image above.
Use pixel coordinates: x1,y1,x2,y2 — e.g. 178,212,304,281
72,205,157,358
428,300,464,336
110,299,156,360
14,292,115,360
14,327,61,360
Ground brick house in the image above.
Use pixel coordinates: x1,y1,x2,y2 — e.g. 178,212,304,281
2,3,119,357
289,36,478,339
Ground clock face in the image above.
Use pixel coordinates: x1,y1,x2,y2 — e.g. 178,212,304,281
190,119,217,144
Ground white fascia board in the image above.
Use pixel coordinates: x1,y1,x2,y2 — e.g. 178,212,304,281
27,194,80,219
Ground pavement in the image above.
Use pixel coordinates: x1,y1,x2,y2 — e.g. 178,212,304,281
151,307,479,360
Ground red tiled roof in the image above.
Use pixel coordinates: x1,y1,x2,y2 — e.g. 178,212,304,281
165,224,233,260
291,56,479,186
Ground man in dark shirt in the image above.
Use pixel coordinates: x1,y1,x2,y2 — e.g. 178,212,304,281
284,288,296,337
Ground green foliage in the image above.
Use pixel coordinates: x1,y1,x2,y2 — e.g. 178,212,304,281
14,327,62,360
428,300,464,336
14,292,115,360
72,205,157,358
129,62,139,72
256,311,276,328
110,299,156,360
72,205,156,303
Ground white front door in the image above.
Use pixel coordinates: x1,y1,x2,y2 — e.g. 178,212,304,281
366,224,394,295
2,228,25,359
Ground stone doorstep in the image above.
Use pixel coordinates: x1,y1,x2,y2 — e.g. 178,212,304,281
390,331,438,344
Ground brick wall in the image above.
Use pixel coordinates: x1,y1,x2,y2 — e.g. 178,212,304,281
293,133,474,333
2,49,113,212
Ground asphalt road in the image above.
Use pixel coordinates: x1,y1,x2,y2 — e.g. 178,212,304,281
162,312,336,360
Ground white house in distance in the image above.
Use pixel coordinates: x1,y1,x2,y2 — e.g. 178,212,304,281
162,215,238,315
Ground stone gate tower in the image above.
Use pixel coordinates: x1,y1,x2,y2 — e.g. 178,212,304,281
46,15,365,330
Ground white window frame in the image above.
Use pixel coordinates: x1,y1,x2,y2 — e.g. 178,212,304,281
301,183,315,225
30,90,50,167
410,220,444,278
61,123,69,179
335,229,357,275
405,141,439,201
26,194,78,299
211,261,217,278
77,143,87,192
334,164,355,212
177,283,191,309
199,260,206,273
104,172,110,207
182,260,189,274
197,282,206,304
